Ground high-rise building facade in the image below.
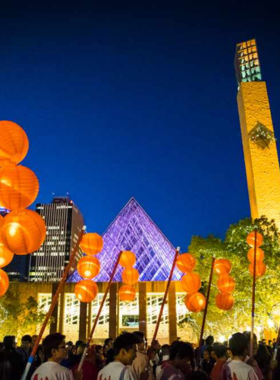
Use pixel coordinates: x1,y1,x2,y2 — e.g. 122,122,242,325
28,197,84,282
235,39,280,229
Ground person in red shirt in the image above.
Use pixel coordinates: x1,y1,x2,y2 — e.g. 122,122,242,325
211,344,227,380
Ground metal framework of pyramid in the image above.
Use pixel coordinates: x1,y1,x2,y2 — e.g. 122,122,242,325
68,197,181,282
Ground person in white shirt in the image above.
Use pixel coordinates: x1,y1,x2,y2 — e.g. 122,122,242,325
221,333,258,380
98,332,140,380
31,333,82,380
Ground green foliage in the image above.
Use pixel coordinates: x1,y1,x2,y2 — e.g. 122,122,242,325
0,289,45,340
179,216,280,340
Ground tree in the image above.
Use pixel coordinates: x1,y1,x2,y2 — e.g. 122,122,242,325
179,216,280,341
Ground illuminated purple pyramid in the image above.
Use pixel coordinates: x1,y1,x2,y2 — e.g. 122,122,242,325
68,197,181,282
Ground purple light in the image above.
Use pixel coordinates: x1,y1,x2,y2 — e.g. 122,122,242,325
68,198,181,282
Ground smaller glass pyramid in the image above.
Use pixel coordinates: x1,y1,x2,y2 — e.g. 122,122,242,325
68,198,181,282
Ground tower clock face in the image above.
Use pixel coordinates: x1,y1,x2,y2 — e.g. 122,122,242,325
248,122,276,149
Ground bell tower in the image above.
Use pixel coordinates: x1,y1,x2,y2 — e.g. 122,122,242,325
235,39,280,228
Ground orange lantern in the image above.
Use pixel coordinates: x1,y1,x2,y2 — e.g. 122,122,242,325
122,268,139,285
181,272,201,293
80,233,103,256
0,164,39,210
185,292,206,312
1,209,46,255
0,241,14,268
246,231,263,248
75,280,98,302
216,293,234,310
0,121,29,167
119,285,136,302
77,256,100,279
214,259,232,276
176,253,196,273
119,251,136,268
249,262,266,277
247,247,264,263
0,268,9,297
217,275,235,293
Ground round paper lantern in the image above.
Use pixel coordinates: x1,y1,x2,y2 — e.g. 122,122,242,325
122,268,139,285
176,253,196,273
249,262,266,277
185,292,206,312
246,231,263,248
0,164,39,210
1,209,46,255
119,251,136,268
0,241,14,268
217,275,235,293
214,259,232,276
0,121,29,167
216,293,234,310
247,247,264,263
75,280,98,303
119,285,136,302
80,233,103,256
181,272,201,293
0,269,9,297
77,256,100,279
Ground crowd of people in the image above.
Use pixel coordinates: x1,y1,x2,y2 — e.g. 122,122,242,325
0,330,279,380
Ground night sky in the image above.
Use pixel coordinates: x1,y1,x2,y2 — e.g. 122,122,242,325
1,1,280,251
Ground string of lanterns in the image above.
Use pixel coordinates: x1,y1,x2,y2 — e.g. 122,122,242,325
214,259,235,311
0,121,46,297
176,253,206,313
246,231,266,277
74,233,104,303
119,251,139,302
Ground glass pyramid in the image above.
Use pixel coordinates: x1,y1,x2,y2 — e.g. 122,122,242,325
68,197,182,282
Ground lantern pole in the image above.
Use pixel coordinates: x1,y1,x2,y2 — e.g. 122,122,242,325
250,229,258,358
77,250,122,372
199,256,215,349
21,226,86,380
148,247,179,361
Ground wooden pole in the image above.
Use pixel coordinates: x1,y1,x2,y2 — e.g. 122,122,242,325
148,247,179,360
77,250,122,372
250,229,257,357
21,226,86,380
199,257,215,349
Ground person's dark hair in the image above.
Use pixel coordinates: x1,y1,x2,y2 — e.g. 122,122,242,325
133,331,144,343
161,344,170,356
3,336,15,351
105,348,115,365
229,333,248,356
243,331,257,345
113,333,141,356
67,341,73,347
170,341,194,361
75,340,84,348
147,347,156,356
22,335,32,343
255,344,271,369
42,333,65,359
104,338,113,346
0,352,12,380
95,345,103,353
205,336,214,346
214,344,227,359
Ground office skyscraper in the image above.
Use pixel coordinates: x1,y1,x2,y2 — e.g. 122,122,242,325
28,196,84,282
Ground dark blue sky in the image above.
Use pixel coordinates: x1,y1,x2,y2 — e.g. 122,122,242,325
1,1,280,251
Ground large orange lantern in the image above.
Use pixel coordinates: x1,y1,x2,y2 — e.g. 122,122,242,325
249,262,266,277
214,259,231,276
247,247,264,263
0,121,29,167
1,209,46,255
181,272,201,293
216,293,234,310
176,253,196,273
80,233,103,256
0,164,39,210
75,280,98,302
0,268,9,296
122,268,139,285
119,251,136,268
185,292,206,312
119,285,136,302
0,241,14,268
77,256,100,279
217,275,235,293
246,231,263,248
